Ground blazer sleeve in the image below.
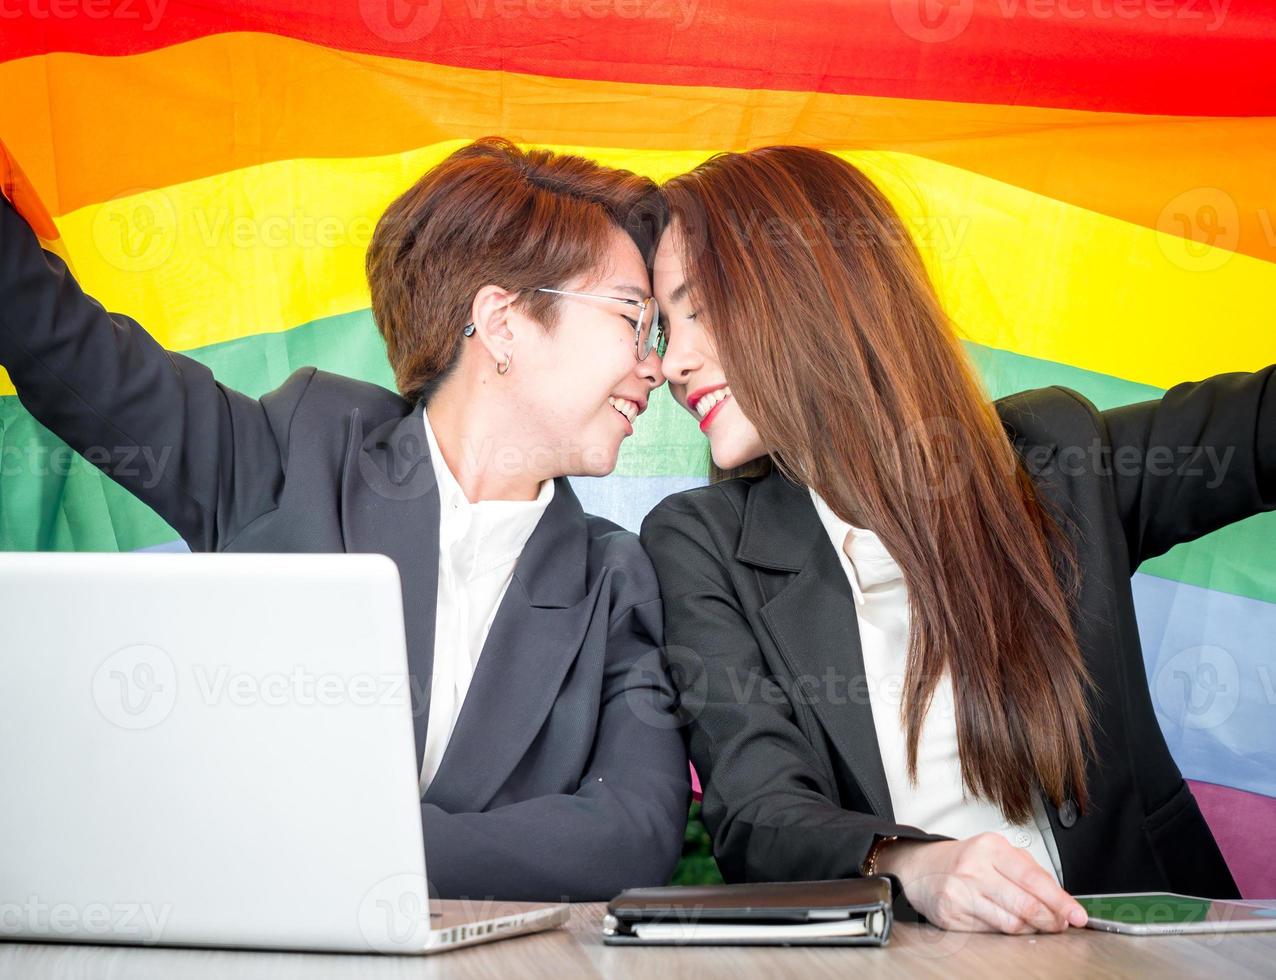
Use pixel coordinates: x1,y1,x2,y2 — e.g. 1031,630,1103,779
0,193,315,552
640,495,947,885
1086,366,1276,569
418,595,690,902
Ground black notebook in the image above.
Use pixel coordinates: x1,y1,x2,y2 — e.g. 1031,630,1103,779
603,878,893,946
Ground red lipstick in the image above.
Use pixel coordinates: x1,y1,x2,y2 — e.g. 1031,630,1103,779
687,383,727,414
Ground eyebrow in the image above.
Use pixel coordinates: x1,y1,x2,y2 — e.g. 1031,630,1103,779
669,281,689,305
608,283,648,299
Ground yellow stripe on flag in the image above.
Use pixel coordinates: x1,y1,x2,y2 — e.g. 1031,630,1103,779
2,144,1272,397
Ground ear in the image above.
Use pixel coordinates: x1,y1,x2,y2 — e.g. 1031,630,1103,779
468,285,521,366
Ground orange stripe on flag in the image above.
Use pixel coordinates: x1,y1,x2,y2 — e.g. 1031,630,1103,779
2,34,1274,265
0,138,61,244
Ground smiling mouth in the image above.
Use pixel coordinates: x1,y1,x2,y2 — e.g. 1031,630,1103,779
694,387,734,428
608,396,639,425
691,385,731,420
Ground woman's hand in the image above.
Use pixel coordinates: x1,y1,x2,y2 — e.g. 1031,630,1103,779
875,833,1089,934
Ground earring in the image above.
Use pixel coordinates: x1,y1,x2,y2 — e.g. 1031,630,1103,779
496,352,512,376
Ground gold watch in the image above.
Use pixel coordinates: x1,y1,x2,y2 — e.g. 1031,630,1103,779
860,834,900,877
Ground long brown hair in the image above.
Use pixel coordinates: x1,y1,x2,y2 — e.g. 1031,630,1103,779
662,147,1094,822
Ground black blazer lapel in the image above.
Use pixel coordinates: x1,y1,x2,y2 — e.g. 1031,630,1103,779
738,470,896,821
422,476,604,813
734,421,1063,824
339,400,440,774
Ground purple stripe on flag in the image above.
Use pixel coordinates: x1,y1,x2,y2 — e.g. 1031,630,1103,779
1187,779,1276,899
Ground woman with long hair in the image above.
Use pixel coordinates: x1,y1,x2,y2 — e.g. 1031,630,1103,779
0,137,689,901
640,145,1265,932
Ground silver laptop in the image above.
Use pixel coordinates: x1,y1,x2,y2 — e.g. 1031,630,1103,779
0,551,567,954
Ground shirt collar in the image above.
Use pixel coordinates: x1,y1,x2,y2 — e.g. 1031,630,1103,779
807,486,903,604
422,405,555,577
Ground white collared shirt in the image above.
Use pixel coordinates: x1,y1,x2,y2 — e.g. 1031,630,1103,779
808,488,1065,885
417,407,555,794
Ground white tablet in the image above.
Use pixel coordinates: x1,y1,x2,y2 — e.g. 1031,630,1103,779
1075,893,1276,936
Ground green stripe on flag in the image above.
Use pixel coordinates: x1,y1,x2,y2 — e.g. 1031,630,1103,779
1,311,1271,607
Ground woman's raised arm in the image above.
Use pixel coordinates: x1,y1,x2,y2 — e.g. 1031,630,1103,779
0,184,314,552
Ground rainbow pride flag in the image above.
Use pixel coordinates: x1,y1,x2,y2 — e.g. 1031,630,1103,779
1,0,1273,895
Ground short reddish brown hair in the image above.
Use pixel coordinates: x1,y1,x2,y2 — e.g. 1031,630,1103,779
366,137,664,405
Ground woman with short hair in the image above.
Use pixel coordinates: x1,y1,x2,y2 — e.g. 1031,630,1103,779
0,137,690,902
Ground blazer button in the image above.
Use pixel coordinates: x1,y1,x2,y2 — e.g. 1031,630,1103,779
1058,798,1078,828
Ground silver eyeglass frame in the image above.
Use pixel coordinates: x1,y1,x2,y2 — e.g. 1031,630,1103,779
463,287,664,361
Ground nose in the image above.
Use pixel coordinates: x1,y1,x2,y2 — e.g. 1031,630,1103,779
657,335,699,386
636,347,667,390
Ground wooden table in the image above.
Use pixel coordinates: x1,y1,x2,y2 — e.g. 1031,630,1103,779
2,902,1275,978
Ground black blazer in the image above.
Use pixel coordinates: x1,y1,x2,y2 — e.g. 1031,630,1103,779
641,369,1276,899
0,195,689,902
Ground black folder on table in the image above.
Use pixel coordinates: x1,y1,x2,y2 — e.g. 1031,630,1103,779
602,878,893,946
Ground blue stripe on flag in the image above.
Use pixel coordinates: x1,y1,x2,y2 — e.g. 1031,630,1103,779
1134,571,1276,799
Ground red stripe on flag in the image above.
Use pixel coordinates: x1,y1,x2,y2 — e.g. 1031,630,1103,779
2,1,1274,116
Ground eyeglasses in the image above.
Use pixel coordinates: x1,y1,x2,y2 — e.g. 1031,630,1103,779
463,287,666,361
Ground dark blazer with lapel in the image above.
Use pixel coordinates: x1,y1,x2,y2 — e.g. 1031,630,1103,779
0,195,689,902
641,366,1276,899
